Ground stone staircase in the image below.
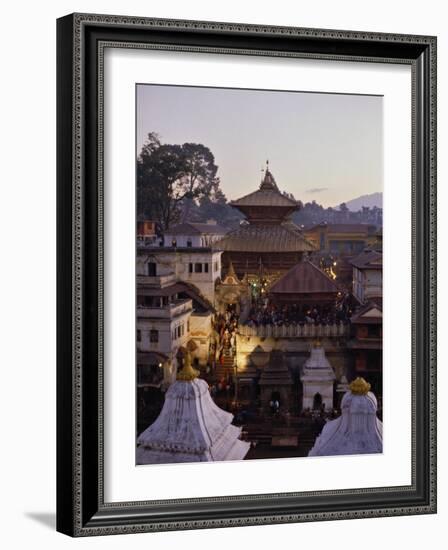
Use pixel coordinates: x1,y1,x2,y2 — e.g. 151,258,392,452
215,348,235,380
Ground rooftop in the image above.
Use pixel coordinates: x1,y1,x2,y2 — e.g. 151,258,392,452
137,245,219,254
165,221,227,236
213,224,315,253
350,249,383,269
259,350,293,386
269,260,340,294
350,301,383,324
306,223,377,235
229,165,299,220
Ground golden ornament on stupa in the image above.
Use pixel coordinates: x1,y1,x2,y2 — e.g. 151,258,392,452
176,352,199,381
349,377,371,395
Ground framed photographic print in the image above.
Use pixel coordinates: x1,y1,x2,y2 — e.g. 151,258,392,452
56,13,437,536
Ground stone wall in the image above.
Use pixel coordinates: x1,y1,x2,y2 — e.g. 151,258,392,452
235,333,353,384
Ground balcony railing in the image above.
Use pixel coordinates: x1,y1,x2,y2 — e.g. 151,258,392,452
239,322,349,339
137,298,192,319
136,273,176,287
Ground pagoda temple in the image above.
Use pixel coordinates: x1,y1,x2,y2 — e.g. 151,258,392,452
214,163,315,278
136,353,250,464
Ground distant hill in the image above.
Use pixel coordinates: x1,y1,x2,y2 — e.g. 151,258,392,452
338,192,383,211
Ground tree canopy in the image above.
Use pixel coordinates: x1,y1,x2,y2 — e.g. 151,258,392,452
137,133,220,229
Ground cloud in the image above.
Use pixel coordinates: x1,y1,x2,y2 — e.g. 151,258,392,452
306,187,328,194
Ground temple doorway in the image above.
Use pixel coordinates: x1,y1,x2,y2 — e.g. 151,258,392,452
313,392,323,410
271,390,281,404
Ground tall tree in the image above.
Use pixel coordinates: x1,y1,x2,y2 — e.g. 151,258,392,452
178,143,219,222
137,134,219,229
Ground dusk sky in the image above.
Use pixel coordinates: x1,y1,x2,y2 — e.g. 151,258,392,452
136,84,383,208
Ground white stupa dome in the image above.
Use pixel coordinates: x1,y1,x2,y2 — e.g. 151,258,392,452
308,377,383,457
137,355,250,464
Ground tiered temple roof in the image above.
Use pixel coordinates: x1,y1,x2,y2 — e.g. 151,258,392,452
229,166,299,224
216,223,315,253
214,165,314,257
230,169,298,215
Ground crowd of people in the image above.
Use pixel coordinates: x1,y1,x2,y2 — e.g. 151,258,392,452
243,299,352,328
207,308,240,368
213,308,239,341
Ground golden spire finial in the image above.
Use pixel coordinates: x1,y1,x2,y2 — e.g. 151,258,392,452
176,351,199,381
224,261,240,285
349,377,371,395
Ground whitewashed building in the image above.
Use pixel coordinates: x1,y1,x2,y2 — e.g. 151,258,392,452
137,248,222,306
136,273,193,387
350,249,382,304
157,220,227,248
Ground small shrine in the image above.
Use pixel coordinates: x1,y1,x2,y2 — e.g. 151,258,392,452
259,349,294,413
300,342,336,411
308,377,383,456
136,353,250,464
215,261,251,315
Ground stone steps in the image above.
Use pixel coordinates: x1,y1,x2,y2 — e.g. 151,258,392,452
214,351,235,379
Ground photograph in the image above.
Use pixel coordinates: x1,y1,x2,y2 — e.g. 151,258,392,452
135,84,384,465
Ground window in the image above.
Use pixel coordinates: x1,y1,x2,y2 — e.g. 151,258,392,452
214,261,219,272
187,239,192,247
320,232,325,249
137,329,142,342
189,263,193,273
147,262,156,276
204,263,209,273
194,263,203,273
171,239,177,247
150,329,159,343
